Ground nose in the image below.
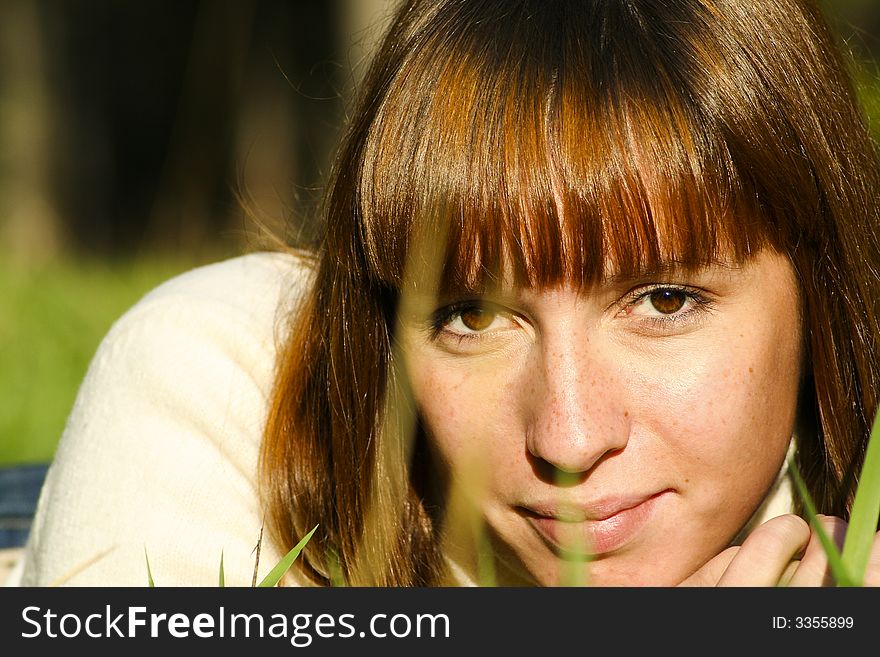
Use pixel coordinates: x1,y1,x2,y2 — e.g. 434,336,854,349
524,336,630,476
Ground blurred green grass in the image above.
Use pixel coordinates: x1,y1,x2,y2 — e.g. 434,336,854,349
855,60,880,139
0,255,198,466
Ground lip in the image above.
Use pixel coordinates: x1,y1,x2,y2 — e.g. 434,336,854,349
521,490,671,556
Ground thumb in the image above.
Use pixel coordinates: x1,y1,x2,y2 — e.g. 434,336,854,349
677,546,740,587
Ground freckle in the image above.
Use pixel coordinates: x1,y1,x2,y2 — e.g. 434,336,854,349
749,367,753,374
624,411,629,417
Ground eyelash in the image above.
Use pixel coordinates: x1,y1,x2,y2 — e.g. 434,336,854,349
426,285,715,343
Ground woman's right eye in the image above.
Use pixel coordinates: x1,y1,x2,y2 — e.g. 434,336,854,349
428,301,517,342
455,306,498,331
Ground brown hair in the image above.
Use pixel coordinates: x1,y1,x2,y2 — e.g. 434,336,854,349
261,0,880,586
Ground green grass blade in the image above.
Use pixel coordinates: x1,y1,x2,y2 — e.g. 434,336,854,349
327,547,346,587
257,525,318,587
144,548,156,587
841,406,880,585
219,550,225,587
788,459,855,586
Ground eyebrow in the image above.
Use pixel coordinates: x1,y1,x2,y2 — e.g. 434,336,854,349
600,259,745,286
402,257,748,303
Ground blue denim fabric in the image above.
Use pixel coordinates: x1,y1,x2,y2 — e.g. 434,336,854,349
0,463,49,548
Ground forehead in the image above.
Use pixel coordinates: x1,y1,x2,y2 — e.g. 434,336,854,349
389,199,756,307
396,207,759,301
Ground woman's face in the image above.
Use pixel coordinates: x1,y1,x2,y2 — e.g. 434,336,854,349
399,249,802,585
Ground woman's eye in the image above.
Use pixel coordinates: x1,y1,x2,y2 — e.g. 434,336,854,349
646,289,687,315
429,301,516,340
622,285,713,328
459,306,497,331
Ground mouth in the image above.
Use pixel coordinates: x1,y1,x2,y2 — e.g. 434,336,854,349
519,490,672,557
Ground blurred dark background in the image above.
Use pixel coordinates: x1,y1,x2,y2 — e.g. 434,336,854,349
0,0,394,264
0,0,877,467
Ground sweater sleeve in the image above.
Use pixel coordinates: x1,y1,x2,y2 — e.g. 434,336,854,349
17,251,310,586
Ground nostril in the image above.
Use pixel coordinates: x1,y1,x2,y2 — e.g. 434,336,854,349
526,454,589,486
526,441,626,485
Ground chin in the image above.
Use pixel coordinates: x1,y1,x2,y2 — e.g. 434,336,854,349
520,553,694,587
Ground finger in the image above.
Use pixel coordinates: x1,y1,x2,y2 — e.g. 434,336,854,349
717,514,810,586
777,559,800,587
863,530,880,587
677,546,740,587
787,515,847,587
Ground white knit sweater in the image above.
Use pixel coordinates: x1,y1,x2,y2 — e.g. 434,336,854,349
14,252,309,586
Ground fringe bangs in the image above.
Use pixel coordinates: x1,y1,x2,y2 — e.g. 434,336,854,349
356,0,783,300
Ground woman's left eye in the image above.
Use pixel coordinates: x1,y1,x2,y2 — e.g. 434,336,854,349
621,285,713,327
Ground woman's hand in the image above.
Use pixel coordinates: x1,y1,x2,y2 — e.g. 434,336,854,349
679,514,880,586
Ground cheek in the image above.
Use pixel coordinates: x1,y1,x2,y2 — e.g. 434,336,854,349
632,323,801,496
405,360,517,471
